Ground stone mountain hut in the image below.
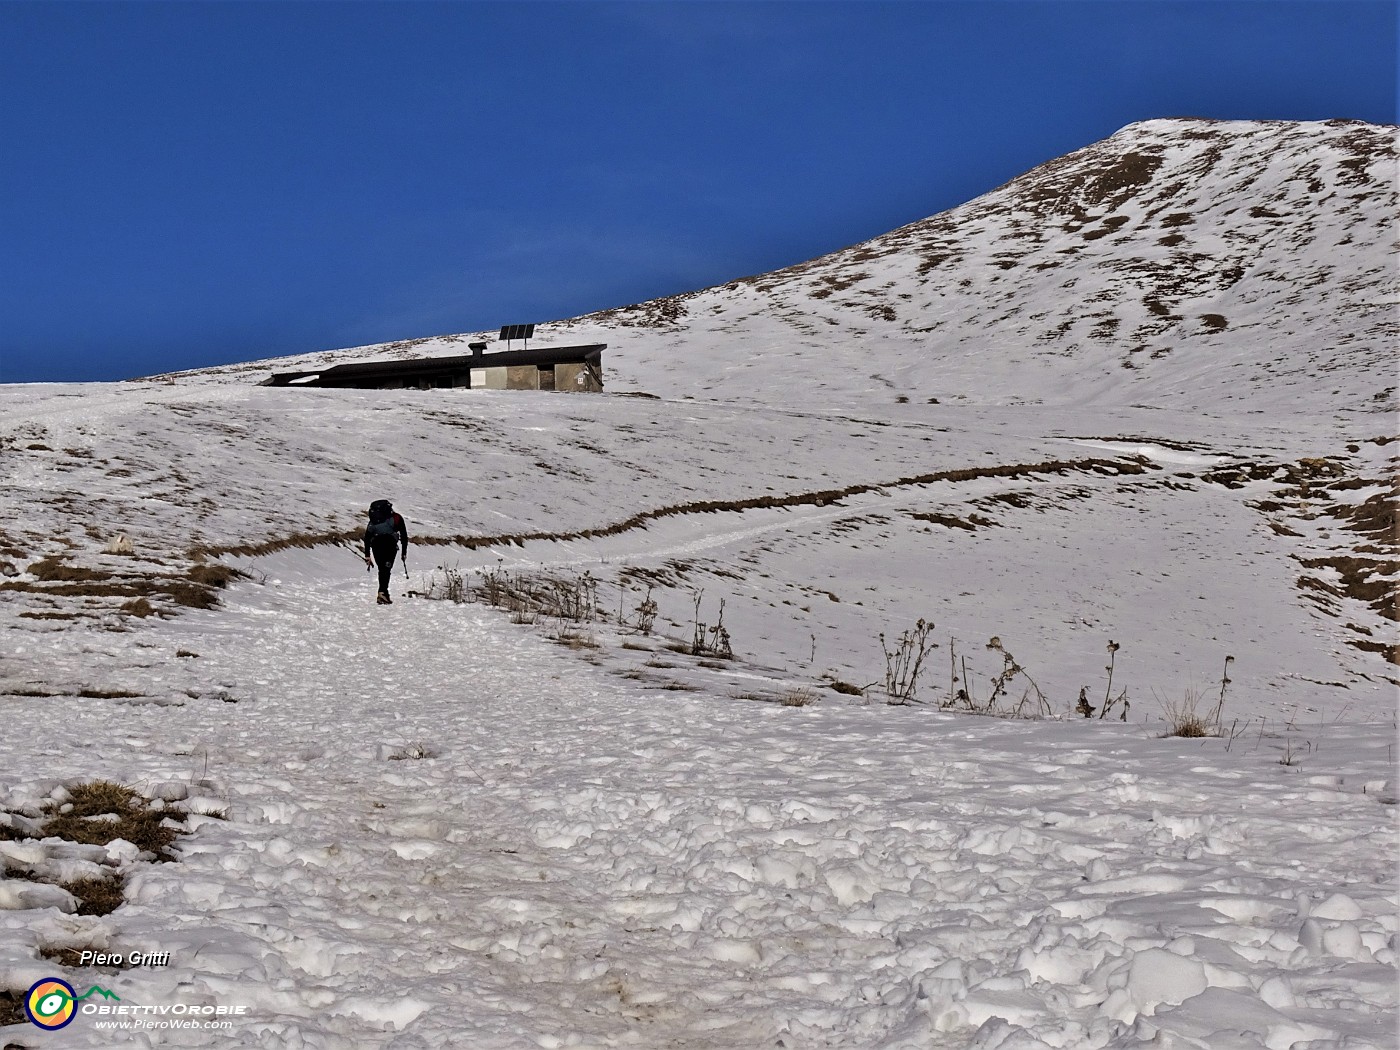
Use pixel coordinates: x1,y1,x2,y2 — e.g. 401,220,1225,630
262,341,605,393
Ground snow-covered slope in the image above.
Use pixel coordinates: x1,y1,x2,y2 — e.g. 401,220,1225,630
564,118,1399,414
174,119,1398,416
2,382,1394,721
1,119,1395,1047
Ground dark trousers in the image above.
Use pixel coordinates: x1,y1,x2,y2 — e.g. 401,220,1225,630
370,541,398,594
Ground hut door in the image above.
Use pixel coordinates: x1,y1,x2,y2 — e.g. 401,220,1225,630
538,366,556,391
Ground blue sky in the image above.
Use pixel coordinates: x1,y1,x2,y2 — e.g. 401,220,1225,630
2,1,1394,382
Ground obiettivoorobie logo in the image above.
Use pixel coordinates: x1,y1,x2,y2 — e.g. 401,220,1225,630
24,977,119,1030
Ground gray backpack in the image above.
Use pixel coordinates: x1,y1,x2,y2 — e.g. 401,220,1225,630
367,500,398,542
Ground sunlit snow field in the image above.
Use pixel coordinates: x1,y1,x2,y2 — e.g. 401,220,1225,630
0,379,1394,1049
2,117,1397,1048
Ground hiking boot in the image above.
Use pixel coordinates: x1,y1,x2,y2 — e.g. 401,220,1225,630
377,591,391,605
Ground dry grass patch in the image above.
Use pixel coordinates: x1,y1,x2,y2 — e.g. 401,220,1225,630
1160,687,1223,738
1347,636,1399,664
27,556,115,583
1165,711,1213,738
40,781,184,860
731,688,820,707
555,631,600,650
826,679,865,697
0,781,195,926
3,574,222,611
910,511,996,531
3,556,247,619
187,563,245,589
164,580,219,609
0,989,24,1027
1298,555,1398,622
2,859,41,880
63,875,127,917
192,529,355,560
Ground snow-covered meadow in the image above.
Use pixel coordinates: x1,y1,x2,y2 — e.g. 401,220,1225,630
1,117,1396,1047
1,377,1394,1049
4,546,1398,1049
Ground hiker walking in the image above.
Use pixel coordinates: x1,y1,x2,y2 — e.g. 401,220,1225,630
363,499,409,604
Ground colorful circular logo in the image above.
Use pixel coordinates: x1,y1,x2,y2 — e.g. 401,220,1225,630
25,977,77,1030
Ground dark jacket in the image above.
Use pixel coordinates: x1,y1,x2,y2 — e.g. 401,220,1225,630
364,512,409,557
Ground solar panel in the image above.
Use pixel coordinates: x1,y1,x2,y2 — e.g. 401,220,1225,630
498,324,535,341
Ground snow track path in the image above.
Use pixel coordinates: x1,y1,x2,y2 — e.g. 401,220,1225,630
4,563,1396,1048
